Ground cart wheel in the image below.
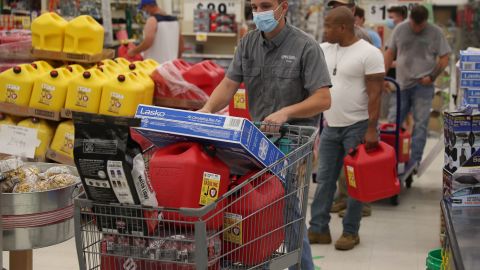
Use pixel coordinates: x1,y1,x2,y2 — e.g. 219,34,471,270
406,175,413,189
390,195,399,206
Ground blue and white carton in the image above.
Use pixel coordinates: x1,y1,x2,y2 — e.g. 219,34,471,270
134,105,287,180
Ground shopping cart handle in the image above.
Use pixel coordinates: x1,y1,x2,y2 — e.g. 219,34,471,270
253,121,289,134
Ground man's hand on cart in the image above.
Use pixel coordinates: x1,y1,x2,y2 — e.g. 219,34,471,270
364,127,379,152
262,110,289,133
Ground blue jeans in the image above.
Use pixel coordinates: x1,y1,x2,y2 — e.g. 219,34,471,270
309,120,368,235
285,163,314,270
387,83,435,165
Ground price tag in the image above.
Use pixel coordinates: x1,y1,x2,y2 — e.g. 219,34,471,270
361,0,425,24
184,0,241,22
0,125,39,159
196,32,208,42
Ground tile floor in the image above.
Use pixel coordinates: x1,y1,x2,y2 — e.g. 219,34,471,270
2,138,444,270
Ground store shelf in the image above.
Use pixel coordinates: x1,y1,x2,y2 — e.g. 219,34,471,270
182,53,234,59
182,32,237,38
441,200,480,270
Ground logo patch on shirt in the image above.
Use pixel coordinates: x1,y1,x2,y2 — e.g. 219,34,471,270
281,55,297,63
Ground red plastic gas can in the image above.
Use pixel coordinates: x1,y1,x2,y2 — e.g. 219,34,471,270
229,84,251,120
343,142,400,203
379,123,411,163
182,61,224,96
223,171,285,266
149,142,229,230
173,59,192,74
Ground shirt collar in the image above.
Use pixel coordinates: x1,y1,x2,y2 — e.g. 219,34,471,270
260,22,291,48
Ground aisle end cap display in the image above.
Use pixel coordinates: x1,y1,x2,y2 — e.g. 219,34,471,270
134,105,286,180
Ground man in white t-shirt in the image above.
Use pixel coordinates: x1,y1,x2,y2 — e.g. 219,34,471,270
128,0,183,64
308,7,385,251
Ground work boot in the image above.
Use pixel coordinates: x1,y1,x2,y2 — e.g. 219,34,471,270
308,230,332,244
334,233,360,250
338,207,372,217
330,200,347,213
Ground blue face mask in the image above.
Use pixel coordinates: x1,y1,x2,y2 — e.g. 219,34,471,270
386,18,395,29
253,5,283,33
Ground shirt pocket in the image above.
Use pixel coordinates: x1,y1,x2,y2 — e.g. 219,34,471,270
272,67,304,104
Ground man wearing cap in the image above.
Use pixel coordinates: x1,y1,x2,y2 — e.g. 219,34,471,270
200,0,331,268
128,0,183,63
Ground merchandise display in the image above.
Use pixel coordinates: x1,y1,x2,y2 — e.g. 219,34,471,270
63,15,104,55
31,12,68,52
460,50,480,107
17,118,55,161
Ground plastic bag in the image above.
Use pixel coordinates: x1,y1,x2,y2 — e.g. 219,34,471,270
117,43,143,62
152,61,209,102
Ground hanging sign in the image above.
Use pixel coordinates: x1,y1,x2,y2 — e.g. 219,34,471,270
183,0,242,22
360,0,426,24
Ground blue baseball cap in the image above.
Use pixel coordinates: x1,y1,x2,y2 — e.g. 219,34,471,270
138,0,157,9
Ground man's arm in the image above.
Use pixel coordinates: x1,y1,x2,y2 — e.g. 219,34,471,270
384,48,395,71
128,17,157,56
419,53,450,85
364,72,385,151
199,77,241,113
263,87,331,129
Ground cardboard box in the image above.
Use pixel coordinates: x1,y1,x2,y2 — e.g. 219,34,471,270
134,105,286,178
46,148,74,166
463,88,480,98
461,62,480,71
0,102,30,117
444,168,480,207
460,50,480,63
28,107,62,121
461,72,480,80
444,112,473,171
460,79,480,88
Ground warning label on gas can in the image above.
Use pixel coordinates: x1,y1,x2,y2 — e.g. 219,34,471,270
199,172,221,206
403,138,410,156
234,89,247,109
346,166,356,188
223,212,243,245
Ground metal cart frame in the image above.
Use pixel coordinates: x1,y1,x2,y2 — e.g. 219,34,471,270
75,124,318,270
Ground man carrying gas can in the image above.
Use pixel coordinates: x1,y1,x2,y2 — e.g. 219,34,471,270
308,7,385,251
200,0,332,268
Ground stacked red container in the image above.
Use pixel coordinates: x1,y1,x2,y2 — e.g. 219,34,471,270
379,123,411,163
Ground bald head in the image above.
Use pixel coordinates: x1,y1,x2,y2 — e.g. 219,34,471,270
326,6,355,32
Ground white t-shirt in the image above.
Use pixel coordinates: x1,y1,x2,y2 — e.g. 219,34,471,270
143,14,179,64
321,39,385,127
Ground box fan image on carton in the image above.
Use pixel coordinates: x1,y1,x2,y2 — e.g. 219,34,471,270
134,105,287,180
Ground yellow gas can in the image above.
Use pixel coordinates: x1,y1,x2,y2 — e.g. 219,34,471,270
133,71,154,105
99,73,144,117
97,64,119,77
31,60,53,73
65,69,107,113
0,64,39,106
17,118,55,160
133,61,151,73
63,15,104,55
114,57,131,71
0,113,17,126
31,12,68,52
29,68,74,112
65,64,85,75
143,59,159,73
50,120,75,159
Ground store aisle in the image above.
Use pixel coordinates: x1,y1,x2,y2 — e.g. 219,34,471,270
2,138,443,270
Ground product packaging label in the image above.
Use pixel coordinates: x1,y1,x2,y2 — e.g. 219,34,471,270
346,166,356,188
5,84,20,103
108,92,123,114
39,84,55,105
234,89,247,109
403,138,410,156
60,132,74,154
199,172,221,206
223,212,243,245
76,87,91,108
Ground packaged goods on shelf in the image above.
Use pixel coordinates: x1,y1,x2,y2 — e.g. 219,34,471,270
134,105,286,178
63,15,104,55
49,120,75,159
31,12,68,52
0,64,40,106
29,68,74,112
444,111,480,207
17,118,55,161
65,69,108,114
99,73,146,117
73,112,158,235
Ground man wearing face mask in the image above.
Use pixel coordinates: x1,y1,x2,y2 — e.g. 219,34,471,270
200,0,331,268
128,0,183,63
384,5,450,170
385,6,408,79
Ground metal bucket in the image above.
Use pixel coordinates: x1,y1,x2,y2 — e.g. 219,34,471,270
1,163,81,250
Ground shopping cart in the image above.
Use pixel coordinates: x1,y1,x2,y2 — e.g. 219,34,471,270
74,124,318,270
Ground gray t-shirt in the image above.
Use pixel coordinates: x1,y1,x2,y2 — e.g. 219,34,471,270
227,23,332,126
388,21,451,90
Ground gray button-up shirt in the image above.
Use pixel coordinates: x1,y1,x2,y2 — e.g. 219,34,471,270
227,23,331,126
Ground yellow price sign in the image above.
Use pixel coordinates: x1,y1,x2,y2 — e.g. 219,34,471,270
196,32,208,42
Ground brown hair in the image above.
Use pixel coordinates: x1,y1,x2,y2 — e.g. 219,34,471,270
410,5,429,24
387,6,408,19
354,6,365,19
